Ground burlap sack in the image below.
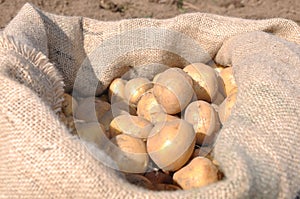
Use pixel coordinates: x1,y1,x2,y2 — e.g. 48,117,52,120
0,3,299,198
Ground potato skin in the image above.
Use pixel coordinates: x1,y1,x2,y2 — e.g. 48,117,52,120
173,157,218,190
109,78,127,103
124,78,153,106
218,91,237,124
147,119,196,171
109,115,153,139
219,67,237,97
183,63,219,103
108,134,149,173
153,68,194,114
184,100,220,145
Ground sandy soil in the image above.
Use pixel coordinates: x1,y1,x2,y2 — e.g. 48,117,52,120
0,0,299,29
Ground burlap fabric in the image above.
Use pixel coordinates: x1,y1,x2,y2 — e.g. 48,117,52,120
0,3,299,198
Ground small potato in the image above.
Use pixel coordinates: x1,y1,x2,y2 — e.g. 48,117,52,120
76,122,110,149
218,91,237,124
144,170,173,185
147,119,196,171
153,68,194,114
184,101,220,145
124,78,153,106
219,67,237,97
107,134,149,173
125,174,154,190
75,97,111,122
62,93,78,116
173,157,218,190
183,63,219,102
109,78,127,103
109,115,153,139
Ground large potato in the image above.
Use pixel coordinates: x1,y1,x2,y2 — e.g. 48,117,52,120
184,100,220,145
147,119,196,171
183,63,219,103
153,68,194,114
107,134,149,173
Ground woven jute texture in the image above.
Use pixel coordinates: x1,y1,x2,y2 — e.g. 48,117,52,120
0,3,299,199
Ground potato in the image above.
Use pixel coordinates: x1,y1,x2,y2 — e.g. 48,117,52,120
219,67,237,97
108,78,127,103
124,78,153,106
109,115,153,139
76,122,110,149
62,93,78,116
218,91,237,124
107,134,149,173
153,68,194,114
183,63,218,102
75,97,111,122
173,157,218,190
147,119,196,171
136,89,180,124
137,90,168,123
184,100,220,145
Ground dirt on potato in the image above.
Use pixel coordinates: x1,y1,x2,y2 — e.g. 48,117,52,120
0,0,299,29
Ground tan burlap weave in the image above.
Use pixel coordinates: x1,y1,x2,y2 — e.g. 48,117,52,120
0,3,299,198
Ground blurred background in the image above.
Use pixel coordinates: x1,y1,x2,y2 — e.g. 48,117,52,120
0,0,299,28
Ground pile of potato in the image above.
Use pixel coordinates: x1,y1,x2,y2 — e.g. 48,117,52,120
59,63,237,191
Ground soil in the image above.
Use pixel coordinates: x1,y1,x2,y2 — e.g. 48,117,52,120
0,0,299,29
